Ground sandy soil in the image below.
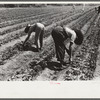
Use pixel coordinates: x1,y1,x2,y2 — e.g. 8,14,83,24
0,6,99,81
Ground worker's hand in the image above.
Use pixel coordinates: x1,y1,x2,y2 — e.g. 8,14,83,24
21,40,23,43
23,42,25,47
69,57,73,63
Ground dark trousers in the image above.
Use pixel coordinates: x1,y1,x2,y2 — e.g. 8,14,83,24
51,26,66,61
39,28,44,48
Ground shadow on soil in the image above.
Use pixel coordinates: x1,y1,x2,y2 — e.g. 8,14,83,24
15,42,39,52
46,61,69,71
20,42,39,52
23,45,39,52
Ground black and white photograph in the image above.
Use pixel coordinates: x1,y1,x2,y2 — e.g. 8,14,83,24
0,1,100,98
0,2,99,81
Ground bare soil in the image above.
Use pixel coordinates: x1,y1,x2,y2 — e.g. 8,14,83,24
0,6,99,81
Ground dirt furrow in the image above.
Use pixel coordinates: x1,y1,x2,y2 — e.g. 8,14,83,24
93,22,100,80
93,45,100,80
0,6,72,23
0,7,69,28
56,13,100,81
0,9,82,43
0,11,86,65
0,9,97,81
0,9,75,35
0,9,94,47
35,11,99,81
0,9,96,67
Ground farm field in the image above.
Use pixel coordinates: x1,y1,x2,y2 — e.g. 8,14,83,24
0,4,100,81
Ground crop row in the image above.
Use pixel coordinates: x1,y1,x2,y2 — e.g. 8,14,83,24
1,5,85,28
26,9,99,81
0,6,72,23
0,8,95,66
67,17,100,80
33,10,99,81
0,11,82,46
0,9,81,36
0,8,94,47
9,10,99,81
0,8,97,81
0,7,72,29
0,13,82,65
0,6,94,35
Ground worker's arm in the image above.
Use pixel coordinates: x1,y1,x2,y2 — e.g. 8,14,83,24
62,42,73,64
23,31,31,46
63,41,73,62
69,42,73,62
68,30,76,62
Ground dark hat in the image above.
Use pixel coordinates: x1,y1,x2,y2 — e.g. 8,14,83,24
24,24,31,33
74,29,84,45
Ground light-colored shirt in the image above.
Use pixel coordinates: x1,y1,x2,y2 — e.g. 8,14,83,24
29,23,44,33
64,27,76,43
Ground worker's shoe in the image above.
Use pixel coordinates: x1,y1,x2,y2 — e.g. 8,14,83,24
60,60,67,66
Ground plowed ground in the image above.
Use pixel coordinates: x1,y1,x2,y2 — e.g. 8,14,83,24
0,5,99,81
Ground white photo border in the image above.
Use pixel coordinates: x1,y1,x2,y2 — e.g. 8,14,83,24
0,1,100,99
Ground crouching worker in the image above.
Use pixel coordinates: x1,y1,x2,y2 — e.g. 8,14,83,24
23,23,45,51
51,26,83,65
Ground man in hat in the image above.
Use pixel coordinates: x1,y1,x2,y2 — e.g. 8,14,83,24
51,25,83,65
23,23,45,51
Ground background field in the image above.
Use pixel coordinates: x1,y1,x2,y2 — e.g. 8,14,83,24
0,4,100,81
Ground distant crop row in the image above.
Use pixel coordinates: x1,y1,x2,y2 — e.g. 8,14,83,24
0,6,73,23
0,8,95,65
0,8,72,28
0,9,83,45
0,10,76,35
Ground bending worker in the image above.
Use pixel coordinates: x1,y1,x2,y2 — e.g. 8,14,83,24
23,23,45,51
51,25,83,65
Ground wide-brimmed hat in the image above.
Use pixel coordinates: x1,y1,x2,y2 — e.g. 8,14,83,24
74,29,84,45
24,24,31,33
